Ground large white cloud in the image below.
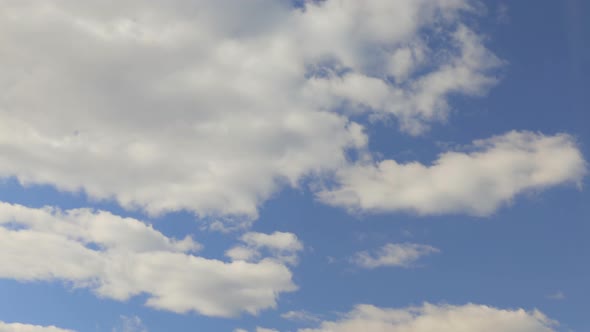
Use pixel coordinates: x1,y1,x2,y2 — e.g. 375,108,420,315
0,322,73,332
0,0,501,220
0,202,298,317
319,131,587,215
299,303,557,332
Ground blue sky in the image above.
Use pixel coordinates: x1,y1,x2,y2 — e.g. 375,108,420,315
0,1,588,331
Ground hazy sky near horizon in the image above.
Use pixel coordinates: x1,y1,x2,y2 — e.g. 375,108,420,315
0,1,588,331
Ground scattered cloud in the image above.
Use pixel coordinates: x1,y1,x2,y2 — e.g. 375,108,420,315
256,328,279,332
299,303,557,332
547,291,566,301
496,3,511,24
0,322,74,332
282,310,321,323
112,316,147,332
0,202,297,317
351,243,439,269
319,131,586,216
0,2,584,330
227,232,304,265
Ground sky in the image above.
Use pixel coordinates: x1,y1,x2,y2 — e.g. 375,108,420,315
0,1,588,331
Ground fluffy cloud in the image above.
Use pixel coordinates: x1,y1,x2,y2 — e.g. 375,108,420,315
319,131,587,216
0,322,73,332
0,0,500,220
0,202,297,317
227,231,304,265
351,243,439,269
299,303,557,332
303,24,502,134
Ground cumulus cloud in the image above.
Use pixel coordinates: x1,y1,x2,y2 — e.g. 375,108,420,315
319,131,587,216
227,231,304,265
304,24,502,134
299,303,557,332
0,202,297,317
0,322,73,332
351,243,439,269
0,0,501,220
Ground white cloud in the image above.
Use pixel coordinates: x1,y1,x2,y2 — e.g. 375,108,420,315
351,243,439,269
304,24,502,134
112,316,147,332
319,131,587,216
256,328,279,332
299,303,557,332
0,322,74,332
0,202,297,317
226,231,304,265
282,310,321,323
0,0,501,220
0,203,200,254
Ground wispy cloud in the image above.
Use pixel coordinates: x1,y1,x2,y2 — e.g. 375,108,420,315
547,291,566,300
350,243,439,269
112,316,147,332
299,303,557,332
282,310,321,323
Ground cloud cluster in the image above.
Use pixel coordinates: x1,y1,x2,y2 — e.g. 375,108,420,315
0,322,73,332
0,1,585,329
351,243,439,269
0,0,501,220
299,303,557,332
319,131,586,215
0,202,297,317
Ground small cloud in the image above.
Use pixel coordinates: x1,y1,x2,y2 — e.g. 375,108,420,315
496,3,510,24
226,231,304,265
256,328,279,332
112,316,148,332
350,243,440,269
206,220,252,234
281,310,321,323
547,291,565,300
402,230,413,238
